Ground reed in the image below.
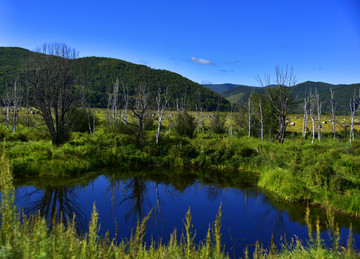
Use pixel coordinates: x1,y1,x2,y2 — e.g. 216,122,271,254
0,174,359,258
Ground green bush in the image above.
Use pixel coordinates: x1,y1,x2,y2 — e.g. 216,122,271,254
174,111,197,139
210,113,227,135
69,108,99,133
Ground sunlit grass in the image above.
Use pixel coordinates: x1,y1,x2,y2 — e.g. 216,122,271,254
0,152,359,258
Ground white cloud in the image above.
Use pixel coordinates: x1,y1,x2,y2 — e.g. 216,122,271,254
190,57,215,66
201,80,212,84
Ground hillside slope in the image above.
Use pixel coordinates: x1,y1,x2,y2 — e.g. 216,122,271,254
202,83,238,93
0,47,229,110
220,81,360,114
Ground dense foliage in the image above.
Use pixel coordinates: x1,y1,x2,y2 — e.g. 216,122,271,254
0,150,359,258
220,81,360,114
0,47,229,111
1,118,360,216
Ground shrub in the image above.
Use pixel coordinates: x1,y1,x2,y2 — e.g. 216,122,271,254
69,108,99,133
174,111,197,139
210,113,227,136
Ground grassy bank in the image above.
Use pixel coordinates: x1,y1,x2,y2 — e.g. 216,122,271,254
2,123,360,216
1,148,360,258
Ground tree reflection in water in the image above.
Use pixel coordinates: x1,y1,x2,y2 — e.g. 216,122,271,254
19,186,84,230
13,168,360,259
105,169,192,225
106,176,150,220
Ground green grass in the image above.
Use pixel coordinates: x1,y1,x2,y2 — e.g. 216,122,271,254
2,120,360,215
2,110,360,216
1,152,360,258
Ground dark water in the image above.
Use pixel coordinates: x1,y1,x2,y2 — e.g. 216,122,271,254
14,167,360,258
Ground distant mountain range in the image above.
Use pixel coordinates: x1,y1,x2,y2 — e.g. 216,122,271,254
0,47,229,110
203,82,360,114
1,46,358,114
202,83,239,93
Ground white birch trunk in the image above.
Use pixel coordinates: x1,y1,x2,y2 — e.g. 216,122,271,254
259,100,263,142
156,86,169,144
6,106,10,130
330,88,336,139
122,83,129,125
87,106,93,135
316,93,322,142
350,94,356,142
229,104,233,137
201,107,205,132
309,90,315,143
111,79,119,123
195,104,199,133
106,91,112,126
26,87,30,129
12,79,21,133
302,97,308,137
93,107,96,134
248,94,251,137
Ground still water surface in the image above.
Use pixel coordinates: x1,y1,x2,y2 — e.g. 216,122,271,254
14,167,360,258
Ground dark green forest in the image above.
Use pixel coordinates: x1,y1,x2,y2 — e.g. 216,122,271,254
0,47,229,111
217,81,360,114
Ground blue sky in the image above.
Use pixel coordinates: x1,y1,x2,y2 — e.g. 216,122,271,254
1,0,359,85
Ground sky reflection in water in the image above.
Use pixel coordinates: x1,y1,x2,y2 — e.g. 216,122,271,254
14,168,360,258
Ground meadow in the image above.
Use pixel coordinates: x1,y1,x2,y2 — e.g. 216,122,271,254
1,108,360,258
2,109,360,215
1,143,359,258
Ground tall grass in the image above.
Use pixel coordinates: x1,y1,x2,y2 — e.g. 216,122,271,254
3,128,360,215
0,151,360,258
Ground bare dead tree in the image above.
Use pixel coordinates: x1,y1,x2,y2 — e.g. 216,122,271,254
112,78,119,122
195,92,199,133
2,84,12,130
176,93,187,115
156,86,169,144
106,78,121,126
196,91,205,132
200,106,205,132
86,106,93,135
257,65,296,143
309,89,316,144
302,96,309,138
122,82,129,125
229,104,234,137
12,78,22,133
25,43,83,146
349,90,358,142
329,88,336,139
86,105,96,135
106,86,112,126
165,106,176,137
259,99,264,142
316,90,322,142
195,103,199,132
176,97,180,114
248,92,252,137
25,86,30,129
127,83,150,145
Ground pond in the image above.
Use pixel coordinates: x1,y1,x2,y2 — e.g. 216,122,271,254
14,167,360,258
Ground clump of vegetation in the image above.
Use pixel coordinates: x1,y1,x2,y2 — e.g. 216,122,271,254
0,154,359,258
174,111,197,139
210,113,227,136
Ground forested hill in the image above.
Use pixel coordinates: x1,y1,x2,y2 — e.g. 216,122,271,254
202,83,238,93
220,84,265,104
290,81,360,114
0,47,229,110
216,81,360,114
